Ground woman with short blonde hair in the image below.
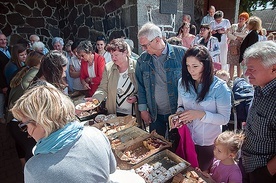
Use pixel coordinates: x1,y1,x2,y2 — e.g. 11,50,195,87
12,84,75,136
239,16,262,75
11,84,116,183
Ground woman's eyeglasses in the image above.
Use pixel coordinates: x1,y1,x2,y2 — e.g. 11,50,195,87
18,120,34,132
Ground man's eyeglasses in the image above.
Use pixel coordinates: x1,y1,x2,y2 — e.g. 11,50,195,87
140,37,158,49
18,120,34,132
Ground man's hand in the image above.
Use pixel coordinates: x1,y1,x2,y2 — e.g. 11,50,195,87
2,87,8,94
267,156,276,175
141,111,152,125
126,96,137,104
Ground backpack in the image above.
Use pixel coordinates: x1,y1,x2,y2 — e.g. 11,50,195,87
232,77,254,128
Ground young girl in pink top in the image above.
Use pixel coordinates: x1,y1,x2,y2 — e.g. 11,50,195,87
208,131,244,183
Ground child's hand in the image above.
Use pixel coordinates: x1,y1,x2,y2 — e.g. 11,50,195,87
201,171,211,178
195,167,211,178
195,167,201,172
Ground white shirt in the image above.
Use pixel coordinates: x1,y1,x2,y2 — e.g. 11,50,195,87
70,55,85,90
103,51,112,63
116,69,135,114
210,19,231,44
88,63,96,78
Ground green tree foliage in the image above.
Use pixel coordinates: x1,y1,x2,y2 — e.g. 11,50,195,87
240,0,276,13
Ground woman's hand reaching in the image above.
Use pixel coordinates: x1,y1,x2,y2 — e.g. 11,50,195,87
178,110,206,123
126,96,137,104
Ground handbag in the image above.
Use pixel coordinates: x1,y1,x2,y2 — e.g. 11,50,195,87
213,32,222,42
229,45,239,56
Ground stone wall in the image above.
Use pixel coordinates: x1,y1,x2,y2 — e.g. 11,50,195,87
0,0,204,53
136,0,184,52
0,0,138,50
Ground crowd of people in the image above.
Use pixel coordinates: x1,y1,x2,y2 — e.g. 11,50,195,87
0,5,275,183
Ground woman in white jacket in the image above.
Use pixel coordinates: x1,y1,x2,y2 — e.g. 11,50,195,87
192,24,220,65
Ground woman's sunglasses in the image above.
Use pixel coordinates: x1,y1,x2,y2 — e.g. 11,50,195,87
18,120,34,132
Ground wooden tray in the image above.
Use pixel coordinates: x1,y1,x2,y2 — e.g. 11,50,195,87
172,167,216,183
76,110,98,121
108,126,148,149
92,115,137,135
114,131,172,165
132,149,190,183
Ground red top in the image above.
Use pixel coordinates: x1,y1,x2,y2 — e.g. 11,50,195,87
80,53,105,96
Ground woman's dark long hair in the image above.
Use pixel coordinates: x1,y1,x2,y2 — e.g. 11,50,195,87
200,24,212,40
33,50,67,90
10,44,27,68
181,45,214,102
10,51,44,88
177,22,190,36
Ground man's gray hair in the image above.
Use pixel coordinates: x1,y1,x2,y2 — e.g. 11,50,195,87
137,22,162,41
29,34,40,41
32,41,45,50
243,41,276,68
183,14,191,21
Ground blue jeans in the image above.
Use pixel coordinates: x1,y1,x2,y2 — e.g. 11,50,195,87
149,114,170,138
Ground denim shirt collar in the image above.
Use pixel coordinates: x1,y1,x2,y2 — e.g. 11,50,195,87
143,43,177,63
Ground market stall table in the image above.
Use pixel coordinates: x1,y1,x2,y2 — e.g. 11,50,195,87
72,101,215,183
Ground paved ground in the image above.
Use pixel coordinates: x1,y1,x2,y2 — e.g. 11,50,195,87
0,123,24,183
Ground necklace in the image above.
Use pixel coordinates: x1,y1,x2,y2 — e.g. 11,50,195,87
122,73,128,79
88,55,94,66
117,69,128,94
117,88,124,94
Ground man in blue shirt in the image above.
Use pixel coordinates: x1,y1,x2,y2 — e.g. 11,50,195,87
136,22,186,137
201,5,216,25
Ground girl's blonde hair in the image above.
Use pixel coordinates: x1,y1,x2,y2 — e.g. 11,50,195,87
215,69,230,79
215,131,245,154
11,83,76,137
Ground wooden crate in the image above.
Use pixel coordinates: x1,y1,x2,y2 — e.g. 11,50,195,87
108,126,148,149
114,131,172,165
92,115,137,135
132,149,190,183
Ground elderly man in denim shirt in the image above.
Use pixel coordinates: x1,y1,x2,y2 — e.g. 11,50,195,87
136,22,186,137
